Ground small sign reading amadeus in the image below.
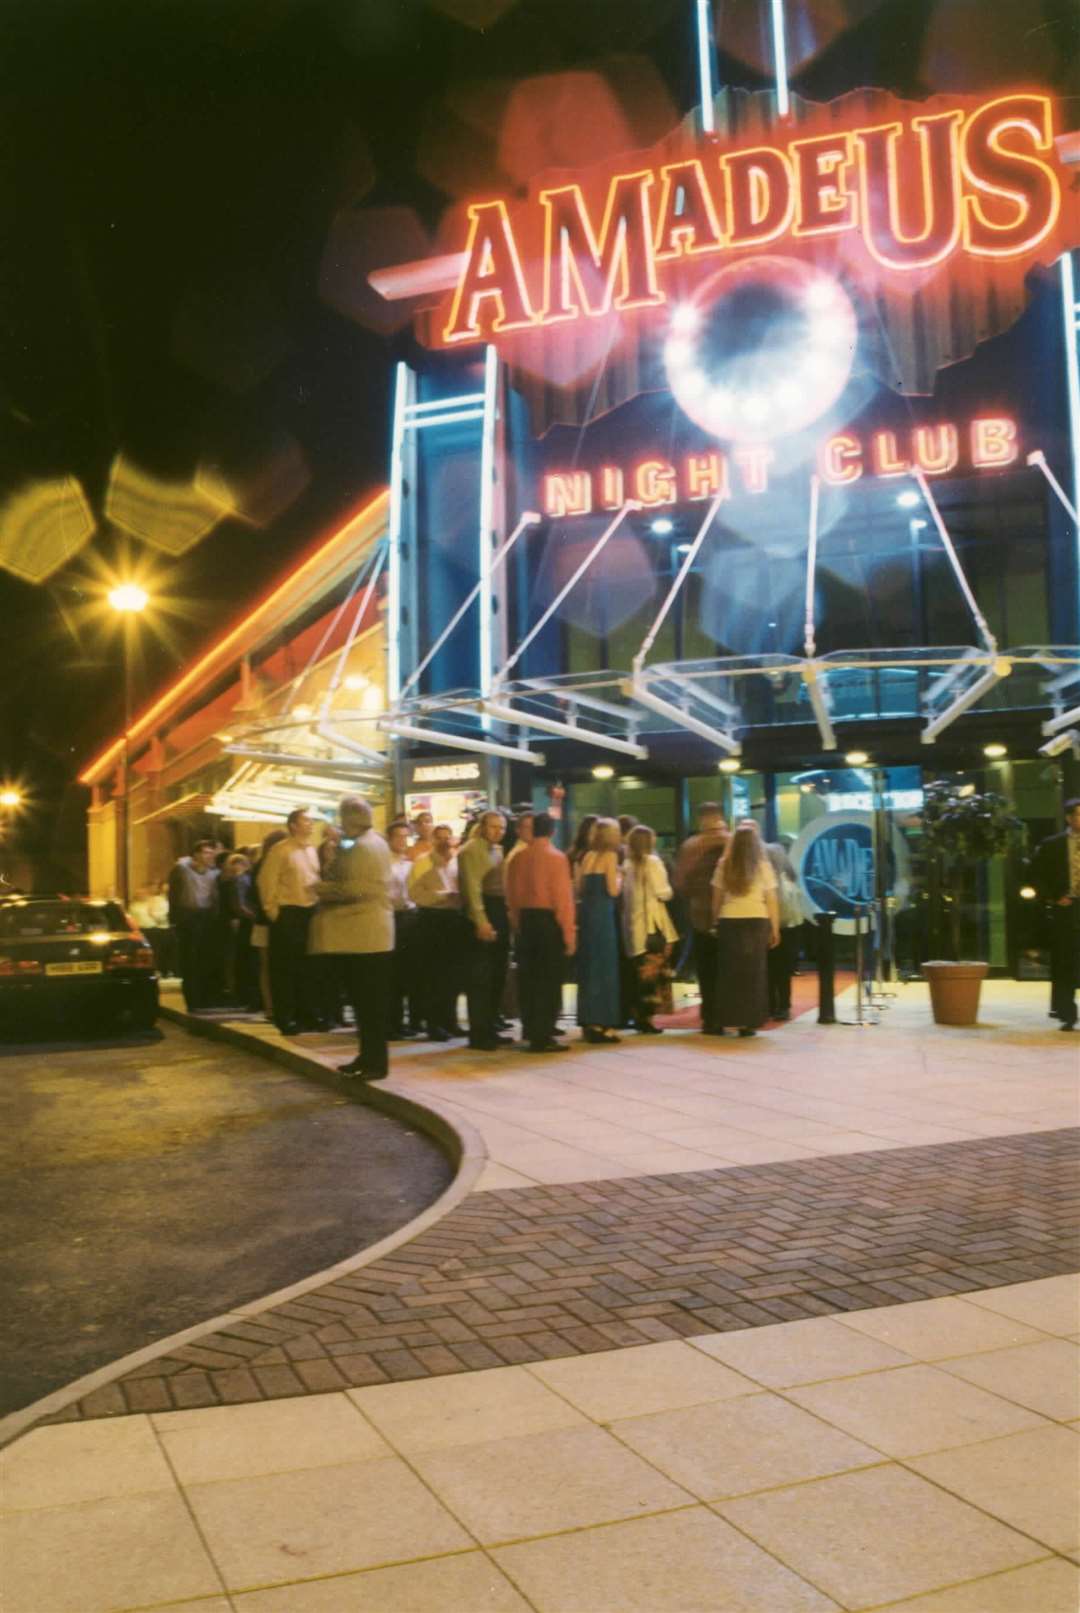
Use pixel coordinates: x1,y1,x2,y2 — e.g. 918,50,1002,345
411,761,481,783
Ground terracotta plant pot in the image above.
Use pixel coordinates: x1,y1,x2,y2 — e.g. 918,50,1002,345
921,961,989,1026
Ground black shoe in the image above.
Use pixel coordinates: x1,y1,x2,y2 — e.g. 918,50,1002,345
635,1022,663,1035
582,1028,621,1044
529,1040,570,1053
427,1027,451,1042
738,1028,757,1038
703,1026,726,1036
469,1033,513,1049
276,1020,300,1036
1060,1021,1076,1032
340,1057,388,1080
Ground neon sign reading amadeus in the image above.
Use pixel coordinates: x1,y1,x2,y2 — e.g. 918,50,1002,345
541,416,1019,516
439,91,1069,347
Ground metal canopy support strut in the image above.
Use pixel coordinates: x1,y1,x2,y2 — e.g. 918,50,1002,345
802,474,837,750
913,468,1009,742
694,0,719,134
496,502,640,687
395,510,541,706
633,490,726,675
1027,449,1080,529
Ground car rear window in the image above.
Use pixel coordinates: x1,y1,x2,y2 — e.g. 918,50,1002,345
0,902,129,938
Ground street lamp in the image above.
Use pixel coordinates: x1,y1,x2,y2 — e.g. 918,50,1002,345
108,583,149,907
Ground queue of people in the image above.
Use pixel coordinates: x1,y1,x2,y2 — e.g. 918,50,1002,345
161,798,804,1080
154,792,1080,1067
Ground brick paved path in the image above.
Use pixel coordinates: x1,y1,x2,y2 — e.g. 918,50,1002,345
52,1127,1079,1423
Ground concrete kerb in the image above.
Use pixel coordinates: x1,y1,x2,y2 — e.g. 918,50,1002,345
0,1004,487,1451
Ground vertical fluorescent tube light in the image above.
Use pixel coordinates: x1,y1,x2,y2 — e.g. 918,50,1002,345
1062,252,1080,618
478,343,498,724
695,0,717,134
770,0,790,118
386,360,409,703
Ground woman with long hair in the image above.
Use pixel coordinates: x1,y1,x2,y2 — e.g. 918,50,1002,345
711,819,779,1037
620,824,678,1033
568,814,598,873
574,817,622,1043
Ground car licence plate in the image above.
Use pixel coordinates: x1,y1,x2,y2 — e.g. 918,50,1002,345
45,961,103,976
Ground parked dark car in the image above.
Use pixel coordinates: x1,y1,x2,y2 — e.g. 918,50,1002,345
0,895,159,1033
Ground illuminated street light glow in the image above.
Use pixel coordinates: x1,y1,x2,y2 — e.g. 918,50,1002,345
718,758,741,773
0,789,22,809
592,764,615,780
107,582,149,613
983,743,1008,758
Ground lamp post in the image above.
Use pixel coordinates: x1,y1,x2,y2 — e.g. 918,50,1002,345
0,788,22,891
107,584,149,906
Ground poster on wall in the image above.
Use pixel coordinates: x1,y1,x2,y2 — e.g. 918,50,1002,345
403,758,488,838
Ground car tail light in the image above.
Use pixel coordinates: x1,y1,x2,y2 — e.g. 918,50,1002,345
106,948,156,971
0,958,42,975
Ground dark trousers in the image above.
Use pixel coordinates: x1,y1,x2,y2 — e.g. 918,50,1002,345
692,929,721,1032
516,908,565,1049
1049,904,1080,1026
343,951,393,1075
146,926,176,976
176,909,217,1011
269,905,316,1030
465,896,510,1045
416,907,468,1033
227,918,259,1008
311,953,348,1026
767,928,798,1018
389,909,420,1033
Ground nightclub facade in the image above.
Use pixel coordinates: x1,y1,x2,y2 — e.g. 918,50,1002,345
81,4,1080,978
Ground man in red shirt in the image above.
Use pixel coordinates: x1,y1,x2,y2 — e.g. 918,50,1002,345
505,811,576,1053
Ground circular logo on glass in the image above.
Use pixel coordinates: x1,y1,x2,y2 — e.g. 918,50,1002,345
790,811,911,937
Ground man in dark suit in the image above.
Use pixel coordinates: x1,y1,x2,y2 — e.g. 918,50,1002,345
1029,797,1080,1030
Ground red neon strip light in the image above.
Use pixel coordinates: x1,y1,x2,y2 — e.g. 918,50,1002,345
79,489,389,785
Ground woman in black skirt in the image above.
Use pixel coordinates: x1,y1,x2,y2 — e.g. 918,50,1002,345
710,820,780,1038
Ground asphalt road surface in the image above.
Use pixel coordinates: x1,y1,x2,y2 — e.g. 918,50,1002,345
0,1021,453,1417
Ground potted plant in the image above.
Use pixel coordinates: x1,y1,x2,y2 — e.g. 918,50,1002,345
920,778,1023,1025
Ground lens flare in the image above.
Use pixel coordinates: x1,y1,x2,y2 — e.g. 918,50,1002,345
106,454,229,556
0,478,95,583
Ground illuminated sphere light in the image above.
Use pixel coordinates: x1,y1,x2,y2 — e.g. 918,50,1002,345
663,257,858,445
592,765,615,780
650,517,674,535
896,490,921,509
718,758,742,774
983,743,1007,759
844,750,870,766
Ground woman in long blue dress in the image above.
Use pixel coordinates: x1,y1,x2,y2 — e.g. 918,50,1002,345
575,817,622,1044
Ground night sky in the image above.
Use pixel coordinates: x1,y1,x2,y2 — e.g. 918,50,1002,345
2,0,1076,882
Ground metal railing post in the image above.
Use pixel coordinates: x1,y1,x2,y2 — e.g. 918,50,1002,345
816,911,837,1025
